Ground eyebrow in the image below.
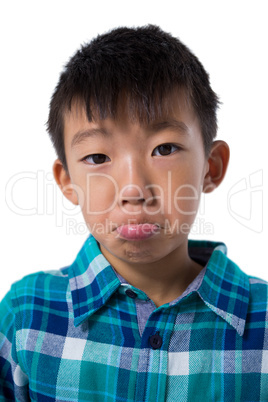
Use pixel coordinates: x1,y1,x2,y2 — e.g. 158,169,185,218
71,127,108,148
147,119,189,134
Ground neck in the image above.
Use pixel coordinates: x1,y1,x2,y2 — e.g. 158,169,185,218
100,242,203,307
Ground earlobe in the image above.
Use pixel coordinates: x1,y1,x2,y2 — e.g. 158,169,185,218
53,159,79,205
203,141,230,193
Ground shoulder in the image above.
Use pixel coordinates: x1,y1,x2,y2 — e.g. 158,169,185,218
247,275,268,305
3,267,70,316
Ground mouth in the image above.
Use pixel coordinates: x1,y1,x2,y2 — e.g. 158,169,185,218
116,223,160,241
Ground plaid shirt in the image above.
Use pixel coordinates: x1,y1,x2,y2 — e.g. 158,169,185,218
1,235,268,401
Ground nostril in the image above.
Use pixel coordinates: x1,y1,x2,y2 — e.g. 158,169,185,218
118,182,157,208
119,184,145,205
120,197,146,206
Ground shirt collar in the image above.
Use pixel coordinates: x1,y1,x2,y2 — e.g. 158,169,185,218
190,240,250,336
68,235,250,335
68,235,121,327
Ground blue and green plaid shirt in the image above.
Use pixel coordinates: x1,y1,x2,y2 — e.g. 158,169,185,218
1,235,268,401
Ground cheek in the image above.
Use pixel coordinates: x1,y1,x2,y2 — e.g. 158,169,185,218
160,163,205,222
172,184,201,217
78,174,118,217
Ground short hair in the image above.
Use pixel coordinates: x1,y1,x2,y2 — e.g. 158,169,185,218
47,25,219,173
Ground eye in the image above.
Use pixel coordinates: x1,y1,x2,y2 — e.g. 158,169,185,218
83,154,111,165
152,143,180,156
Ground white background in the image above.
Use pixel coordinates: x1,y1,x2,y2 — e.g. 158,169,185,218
1,0,267,300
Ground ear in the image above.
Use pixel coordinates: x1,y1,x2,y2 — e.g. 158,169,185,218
203,140,230,194
53,159,79,205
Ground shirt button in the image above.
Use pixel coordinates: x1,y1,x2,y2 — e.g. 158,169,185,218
125,289,137,299
149,333,163,350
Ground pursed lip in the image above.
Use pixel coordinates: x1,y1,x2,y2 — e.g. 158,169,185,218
115,223,161,241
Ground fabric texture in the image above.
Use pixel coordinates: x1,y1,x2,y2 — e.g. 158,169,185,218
1,234,268,401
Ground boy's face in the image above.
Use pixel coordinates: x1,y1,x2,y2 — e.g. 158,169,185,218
55,93,224,267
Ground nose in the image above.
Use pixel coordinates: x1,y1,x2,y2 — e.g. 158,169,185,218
117,158,155,209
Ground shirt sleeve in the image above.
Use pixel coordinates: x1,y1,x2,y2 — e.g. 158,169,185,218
0,290,29,401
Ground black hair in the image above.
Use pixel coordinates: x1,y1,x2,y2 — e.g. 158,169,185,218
47,25,219,172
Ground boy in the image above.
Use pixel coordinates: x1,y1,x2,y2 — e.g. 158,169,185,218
0,25,267,401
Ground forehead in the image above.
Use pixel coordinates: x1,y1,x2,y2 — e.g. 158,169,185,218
63,89,199,136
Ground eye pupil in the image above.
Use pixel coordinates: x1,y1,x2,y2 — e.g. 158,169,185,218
158,144,172,155
92,154,106,164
